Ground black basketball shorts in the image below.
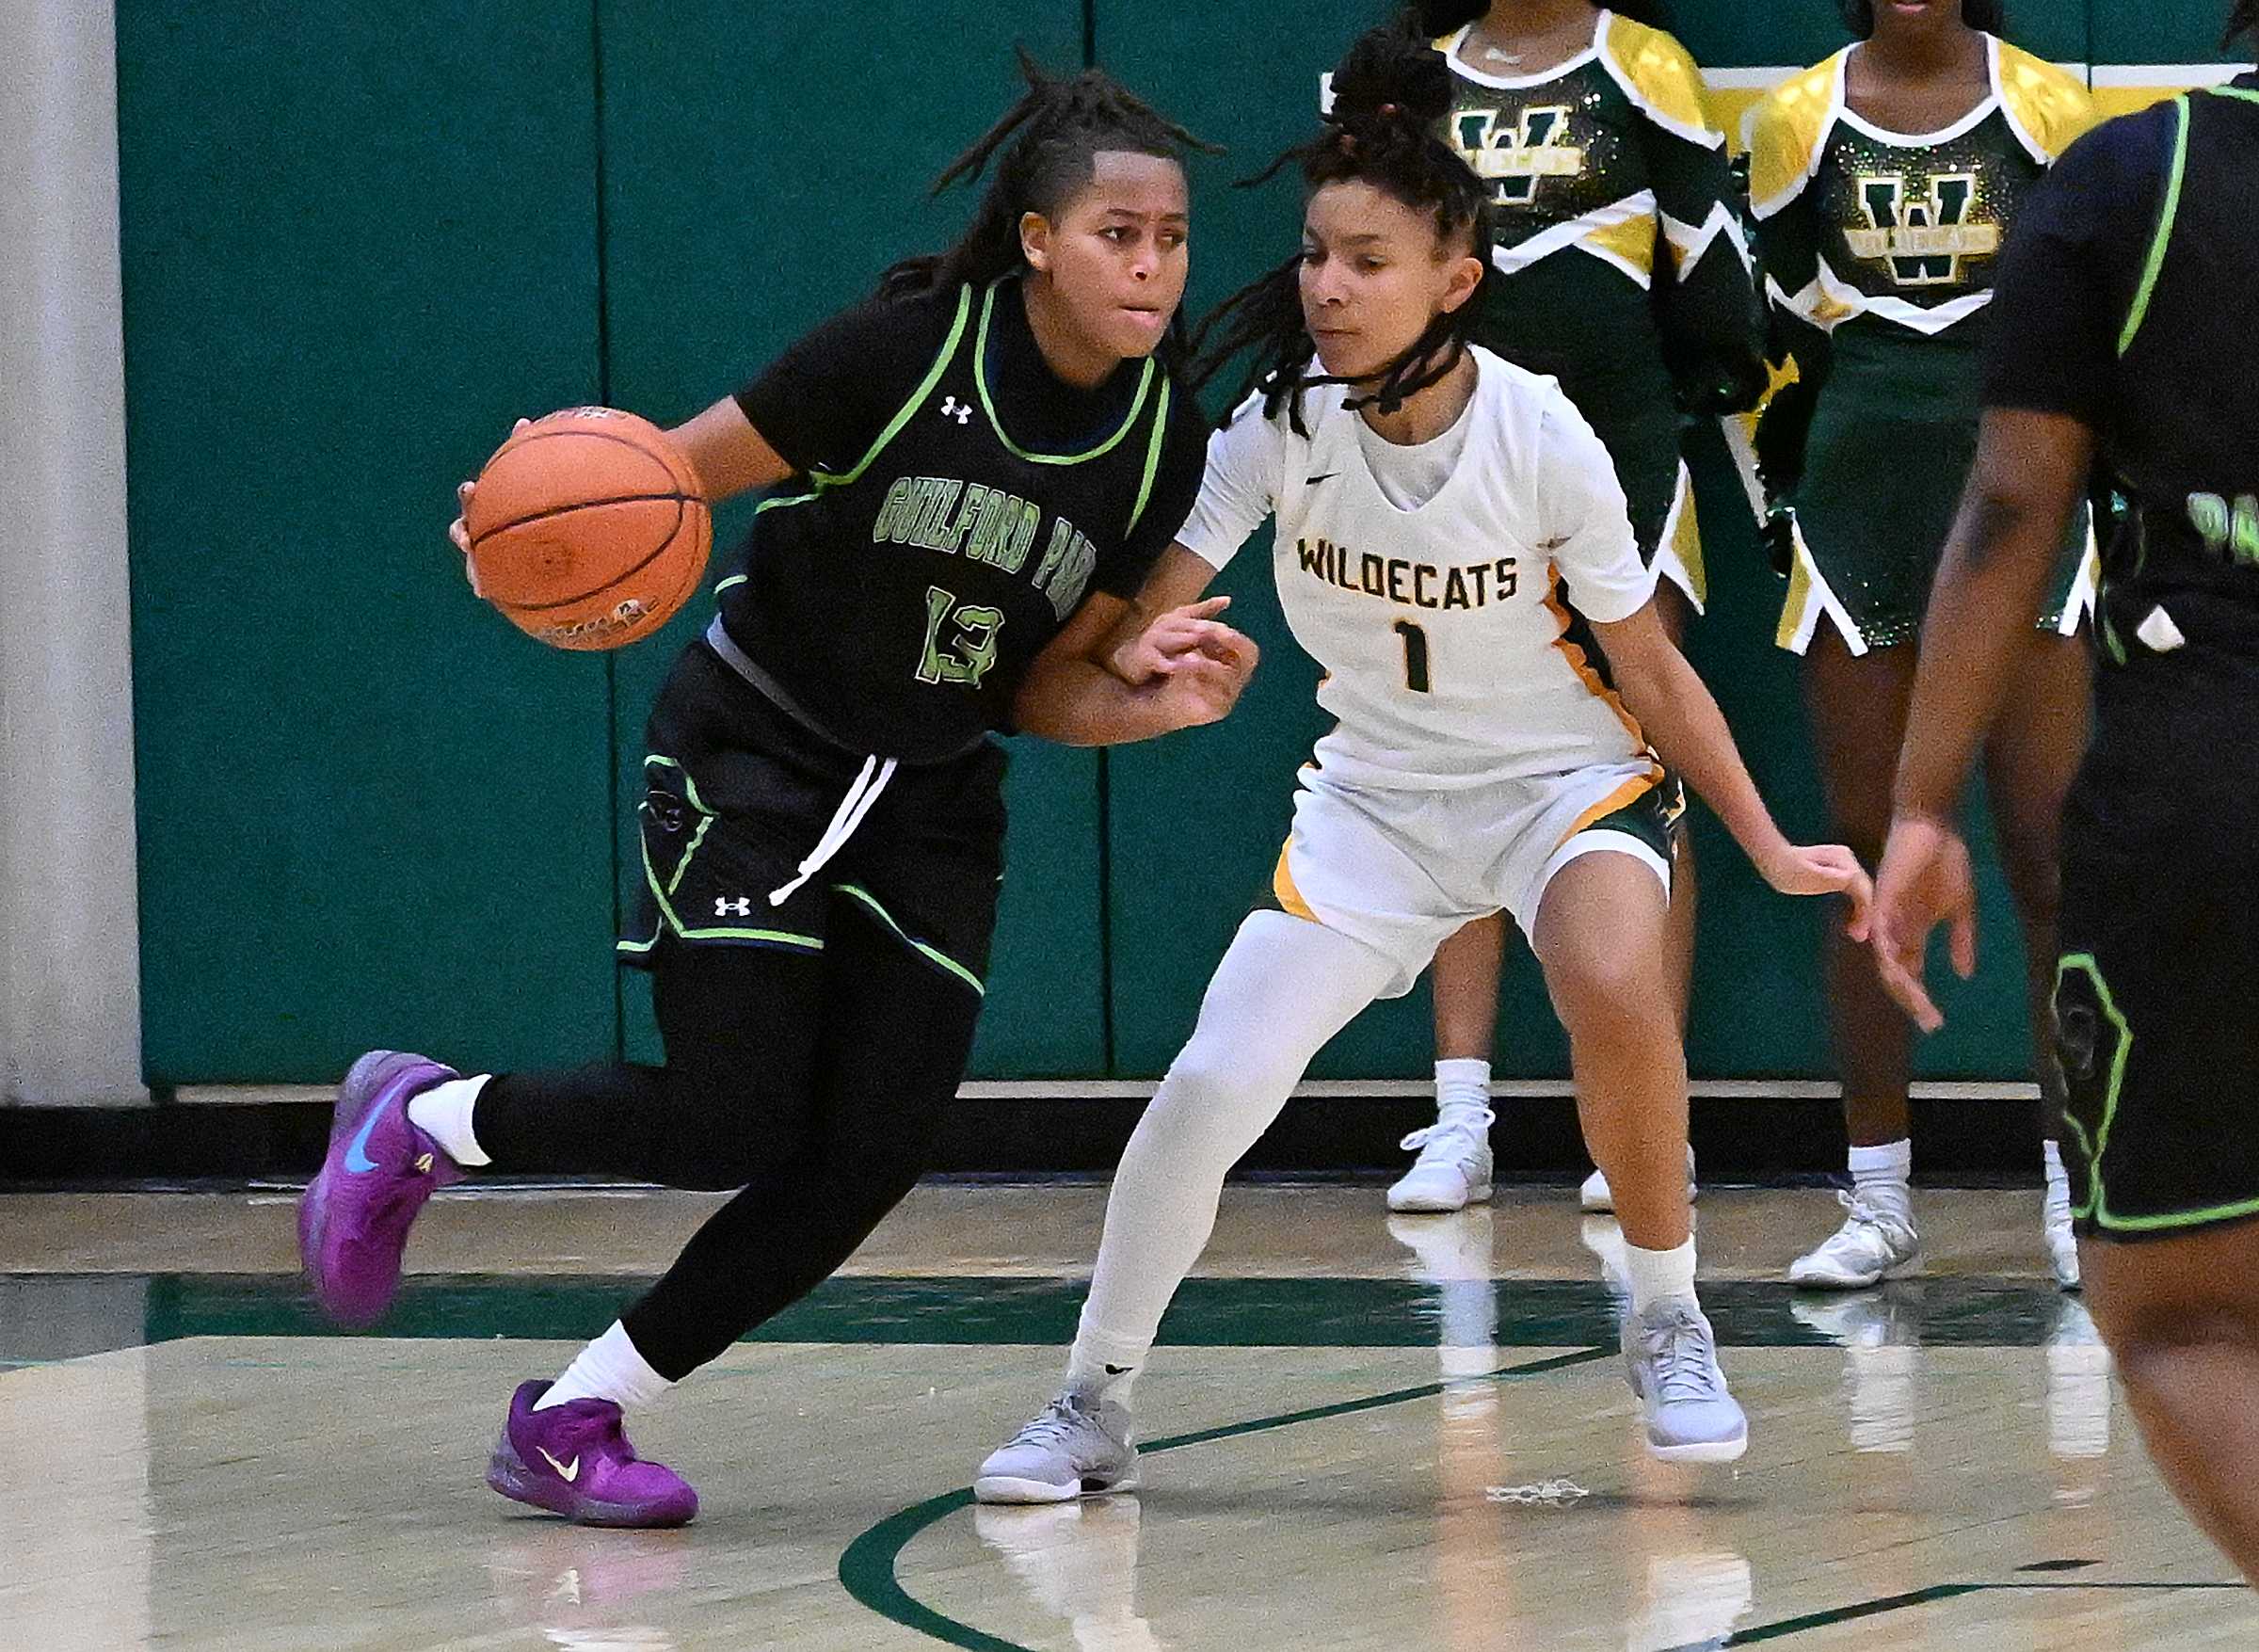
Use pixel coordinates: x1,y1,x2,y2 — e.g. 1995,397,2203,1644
2052,647,2259,1237
616,640,1007,997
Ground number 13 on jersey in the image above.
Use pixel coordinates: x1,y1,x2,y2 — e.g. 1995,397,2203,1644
918,585,1003,687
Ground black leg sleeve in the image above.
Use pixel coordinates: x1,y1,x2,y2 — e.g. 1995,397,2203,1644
621,900,983,1379
471,943,827,1191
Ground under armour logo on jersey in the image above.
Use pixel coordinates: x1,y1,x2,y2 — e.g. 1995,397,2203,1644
714,895,753,917
939,395,972,425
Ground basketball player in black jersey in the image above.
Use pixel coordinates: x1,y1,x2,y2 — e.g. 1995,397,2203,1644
1869,1,2259,1579
296,58,1253,1528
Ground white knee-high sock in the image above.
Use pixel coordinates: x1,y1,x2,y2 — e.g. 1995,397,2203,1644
406,1074,492,1167
537,1321,673,1413
1065,912,1402,1406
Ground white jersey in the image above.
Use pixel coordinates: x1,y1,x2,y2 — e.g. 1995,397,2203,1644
1178,345,1661,791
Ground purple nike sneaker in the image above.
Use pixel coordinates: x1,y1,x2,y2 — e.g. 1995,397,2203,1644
297,1049,462,1329
486,1380,699,1528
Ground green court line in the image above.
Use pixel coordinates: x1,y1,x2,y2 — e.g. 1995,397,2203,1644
1717,1580,2249,1647
836,1349,1614,1652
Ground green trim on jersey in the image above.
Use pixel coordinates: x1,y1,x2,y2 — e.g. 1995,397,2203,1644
971,280,1157,465
833,881,985,995
749,283,980,532
2120,96,2190,359
1126,377,1173,538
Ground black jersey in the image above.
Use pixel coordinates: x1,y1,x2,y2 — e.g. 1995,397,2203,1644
718,277,1205,762
1988,81,2259,649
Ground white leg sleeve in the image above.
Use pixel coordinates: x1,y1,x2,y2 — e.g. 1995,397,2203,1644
1069,912,1402,1387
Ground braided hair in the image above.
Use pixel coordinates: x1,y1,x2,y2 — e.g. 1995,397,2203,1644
1837,0,2005,37
2225,0,2259,50
877,49,1212,304
1194,27,1491,432
1405,1,1677,36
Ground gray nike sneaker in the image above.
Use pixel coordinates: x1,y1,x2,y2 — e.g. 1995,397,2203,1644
975,1392,1138,1504
1621,1299,1749,1464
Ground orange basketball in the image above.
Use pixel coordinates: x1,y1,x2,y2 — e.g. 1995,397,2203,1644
463,407,712,650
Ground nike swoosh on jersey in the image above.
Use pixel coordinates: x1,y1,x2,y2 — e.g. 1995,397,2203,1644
539,1448,582,1483
1306,473,1338,485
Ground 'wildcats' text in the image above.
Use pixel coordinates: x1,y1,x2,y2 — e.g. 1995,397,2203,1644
1296,537,1520,609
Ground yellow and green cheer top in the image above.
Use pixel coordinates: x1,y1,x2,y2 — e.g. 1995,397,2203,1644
1432,10,1763,427
1749,36,2095,341
1439,12,1744,288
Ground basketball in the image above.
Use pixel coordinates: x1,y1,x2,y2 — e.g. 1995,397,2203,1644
462,407,712,650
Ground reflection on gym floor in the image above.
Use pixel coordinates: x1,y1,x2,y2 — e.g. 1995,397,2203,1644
0,1184,2251,1650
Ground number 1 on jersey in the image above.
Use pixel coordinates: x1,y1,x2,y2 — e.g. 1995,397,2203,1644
1394,618,1432,694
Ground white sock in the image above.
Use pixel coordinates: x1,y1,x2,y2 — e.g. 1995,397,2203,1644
535,1321,673,1413
1624,1238,1699,1313
2043,1139,2070,1192
1849,1139,1913,1199
406,1075,492,1167
1066,1319,1151,1410
1434,1058,1492,1118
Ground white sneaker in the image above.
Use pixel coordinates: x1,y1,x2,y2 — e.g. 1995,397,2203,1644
1621,1298,1748,1463
2044,1158,2082,1290
1579,1145,1699,1213
976,1392,1138,1504
1386,1106,1494,1212
1787,1187,1921,1289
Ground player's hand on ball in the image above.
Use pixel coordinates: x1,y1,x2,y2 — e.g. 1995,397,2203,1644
449,421,531,591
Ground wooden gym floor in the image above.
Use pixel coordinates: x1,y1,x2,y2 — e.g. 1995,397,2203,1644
1,1181,2251,1649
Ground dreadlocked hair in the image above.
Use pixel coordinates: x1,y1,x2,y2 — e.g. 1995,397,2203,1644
875,46,1212,314
1194,27,1491,434
2225,0,2259,50
1837,0,2004,38
1403,1,1676,37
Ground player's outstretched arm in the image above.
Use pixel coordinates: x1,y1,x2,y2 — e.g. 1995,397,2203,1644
1593,602,1871,923
1015,544,1258,746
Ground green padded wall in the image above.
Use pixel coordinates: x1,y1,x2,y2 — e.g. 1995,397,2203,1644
119,0,618,1082
590,0,1092,1074
119,0,2249,1088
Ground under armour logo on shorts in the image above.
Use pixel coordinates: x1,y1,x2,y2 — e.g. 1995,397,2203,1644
939,396,972,425
714,895,753,917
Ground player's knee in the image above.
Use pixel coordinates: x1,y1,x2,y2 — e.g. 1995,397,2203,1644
651,1072,809,1190
1546,953,1673,1043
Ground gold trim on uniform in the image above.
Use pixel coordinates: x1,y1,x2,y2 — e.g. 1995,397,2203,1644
1748,53,1848,218
1603,14,1723,149
1582,210,1659,279
1271,841,1319,924
1996,40,2101,161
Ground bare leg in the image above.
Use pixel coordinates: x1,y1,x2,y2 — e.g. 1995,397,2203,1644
1651,581,1700,1045
1979,629,2092,1145
2083,1221,2259,1581
1431,914,1507,1061
1801,632,1918,1147
1531,852,1687,1252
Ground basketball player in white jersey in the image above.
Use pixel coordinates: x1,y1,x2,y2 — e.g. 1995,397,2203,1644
975,28,1869,1500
